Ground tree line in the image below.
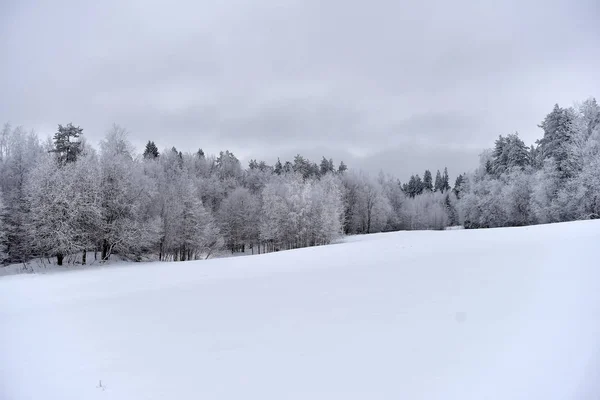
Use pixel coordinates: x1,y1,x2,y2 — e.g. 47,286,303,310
0,97,598,266
458,98,600,228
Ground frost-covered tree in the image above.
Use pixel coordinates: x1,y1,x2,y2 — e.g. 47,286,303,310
380,175,406,231
260,173,343,250
50,123,83,164
216,150,242,181
441,167,451,193
500,168,534,226
0,127,43,262
26,156,84,265
98,129,159,261
218,187,260,252
453,174,465,199
244,164,273,195
274,158,283,175
353,173,391,233
143,141,160,159
537,104,577,178
491,133,530,176
320,157,335,175
0,195,8,263
423,170,433,192
404,174,424,198
175,181,221,260
434,170,443,192
68,152,103,264
0,123,11,161
403,191,450,230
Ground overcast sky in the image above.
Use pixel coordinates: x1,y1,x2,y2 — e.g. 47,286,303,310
1,0,598,179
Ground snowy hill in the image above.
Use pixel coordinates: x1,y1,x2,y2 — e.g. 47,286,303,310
1,221,600,400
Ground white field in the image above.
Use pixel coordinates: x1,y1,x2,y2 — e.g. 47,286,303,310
1,221,600,400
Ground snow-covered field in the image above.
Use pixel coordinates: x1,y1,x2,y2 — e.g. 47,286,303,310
2,221,600,400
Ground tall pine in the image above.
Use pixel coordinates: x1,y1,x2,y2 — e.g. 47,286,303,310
50,123,83,164
423,170,433,191
434,170,443,192
143,141,160,159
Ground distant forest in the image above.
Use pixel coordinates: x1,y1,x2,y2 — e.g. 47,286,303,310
0,97,598,265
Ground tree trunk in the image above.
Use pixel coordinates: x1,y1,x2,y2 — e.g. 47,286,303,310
57,253,64,266
101,240,109,261
82,250,86,265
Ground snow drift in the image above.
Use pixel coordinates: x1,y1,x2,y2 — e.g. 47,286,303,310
1,220,600,399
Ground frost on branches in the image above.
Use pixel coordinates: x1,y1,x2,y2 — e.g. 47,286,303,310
0,97,599,266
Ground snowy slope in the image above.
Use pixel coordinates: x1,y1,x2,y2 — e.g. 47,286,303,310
1,221,600,400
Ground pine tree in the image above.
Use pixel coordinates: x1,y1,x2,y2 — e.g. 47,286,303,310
196,148,205,158
453,174,464,199
50,123,83,164
423,170,433,191
274,158,283,175
338,161,348,173
320,156,334,175
505,133,530,170
491,133,530,176
442,167,451,193
579,97,600,139
143,141,159,159
434,170,443,192
406,175,424,198
537,104,576,178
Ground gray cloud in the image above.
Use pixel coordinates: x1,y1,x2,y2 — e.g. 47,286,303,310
1,0,599,178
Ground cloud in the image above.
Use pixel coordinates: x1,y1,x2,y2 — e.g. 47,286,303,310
1,0,598,176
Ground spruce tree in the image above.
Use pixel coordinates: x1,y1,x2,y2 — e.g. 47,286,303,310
274,158,283,175
423,170,433,191
442,167,451,193
50,123,83,164
453,174,464,199
537,104,576,178
320,156,334,175
143,141,159,159
434,170,443,192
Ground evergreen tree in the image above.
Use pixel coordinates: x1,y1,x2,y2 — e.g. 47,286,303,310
491,133,530,176
283,161,293,174
320,157,335,175
215,150,242,180
196,148,205,158
338,161,348,173
292,154,315,179
257,160,270,172
537,104,576,178
442,167,451,193
406,175,424,198
453,174,464,199
143,141,159,159
423,170,433,191
50,123,83,164
434,170,443,192
579,97,600,139
274,158,283,175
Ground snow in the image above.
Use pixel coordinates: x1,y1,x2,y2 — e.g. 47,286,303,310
2,221,600,400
